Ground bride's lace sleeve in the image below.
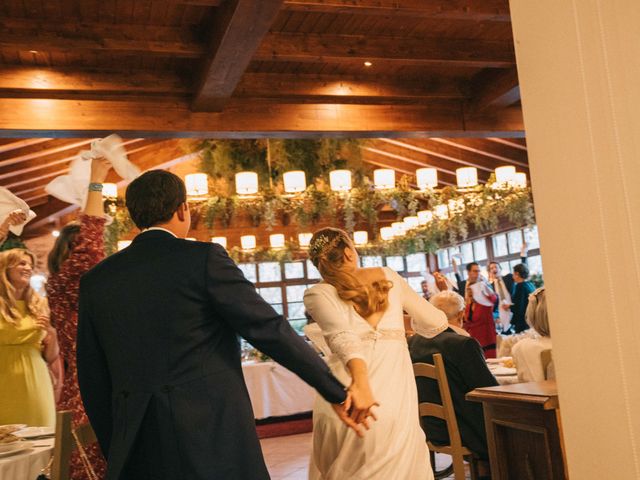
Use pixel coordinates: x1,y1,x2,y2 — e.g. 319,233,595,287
387,268,448,338
304,286,365,366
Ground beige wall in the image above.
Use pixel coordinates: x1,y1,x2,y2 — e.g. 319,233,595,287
509,1,640,477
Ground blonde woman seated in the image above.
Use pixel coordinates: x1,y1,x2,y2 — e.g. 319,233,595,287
511,288,552,382
304,227,448,480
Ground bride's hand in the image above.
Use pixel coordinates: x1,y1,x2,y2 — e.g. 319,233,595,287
331,391,364,437
347,382,379,428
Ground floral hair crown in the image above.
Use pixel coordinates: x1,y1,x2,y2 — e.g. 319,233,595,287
309,234,342,259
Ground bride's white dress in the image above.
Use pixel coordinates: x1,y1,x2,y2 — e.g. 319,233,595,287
303,267,448,480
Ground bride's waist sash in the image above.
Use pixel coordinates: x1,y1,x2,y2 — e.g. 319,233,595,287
360,329,406,342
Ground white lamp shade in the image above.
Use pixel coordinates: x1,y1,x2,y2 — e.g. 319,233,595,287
416,168,438,190
270,233,285,249
240,235,256,250
52,230,60,238
298,233,312,248
330,170,352,192
391,221,406,237
448,198,465,214
185,173,209,196
117,240,131,250
456,167,478,188
380,227,394,241
403,216,419,230
102,183,118,199
235,172,259,195
374,169,395,190
353,231,368,246
417,210,433,225
513,172,527,188
283,170,306,193
211,236,227,248
434,204,449,220
495,166,516,185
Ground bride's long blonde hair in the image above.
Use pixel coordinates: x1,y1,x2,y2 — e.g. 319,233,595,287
0,249,46,325
309,228,392,318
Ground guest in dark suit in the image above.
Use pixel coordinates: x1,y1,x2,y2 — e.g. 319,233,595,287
505,263,536,333
408,290,498,460
77,170,353,480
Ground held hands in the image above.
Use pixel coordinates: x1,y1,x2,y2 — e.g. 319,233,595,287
332,382,380,438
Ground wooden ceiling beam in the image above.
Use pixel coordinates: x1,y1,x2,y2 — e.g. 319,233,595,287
487,137,528,151
281,0,511,21
0,67,191,100
0,138,52,154
191,0,284,111
254,32,515,68
470,68,520,112
0,99,524,138
233,73,467,104
433,137,528,167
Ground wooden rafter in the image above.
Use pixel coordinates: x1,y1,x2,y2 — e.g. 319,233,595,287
470,68,520,111
191,0,284,111
432,138,528,167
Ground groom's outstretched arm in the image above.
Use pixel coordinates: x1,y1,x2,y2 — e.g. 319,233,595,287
205,244,346,405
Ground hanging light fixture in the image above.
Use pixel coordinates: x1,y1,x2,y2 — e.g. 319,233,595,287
270,233,285,249
416,168,438,190
117,240,131,251
298,233,312,248
513,172,527,188
495,166,516,186
456,167,478,189
434,204,449,220
283,170,306,193
330,170,352,192
102,183,118,200
391,221,406,237
353,231,368,246
240,235,256,251
403,216,419,230
374,169,395,190
417,210,433,225
185,173,209,197
235,172,259,195
380,226,394,241
211,237,227,248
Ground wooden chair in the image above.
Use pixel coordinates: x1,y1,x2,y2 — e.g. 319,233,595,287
541,348,555,380
51,410,98,480
414,354,479,480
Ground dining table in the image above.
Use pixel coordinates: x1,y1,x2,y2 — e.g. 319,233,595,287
0,437,53,480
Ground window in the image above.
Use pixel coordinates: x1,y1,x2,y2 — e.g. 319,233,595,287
306,260,321,279
284,262,305,279
473,240,487,261
406,276,425,293
507,230,524,255
286,284,312,335
492,234,508,257
258,287,283,316
528,255,543,275
437,249,450,268
361,256,383,267
524,226,540,250
406,253,427,273
460,242,474,264
238,263,257,283
258,262,281,282
385,256,404,272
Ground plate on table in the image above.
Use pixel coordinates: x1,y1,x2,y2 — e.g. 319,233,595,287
490,366,517,376
0,441,33,457
487,357,512,364
14,426,54,439
0,424,27,435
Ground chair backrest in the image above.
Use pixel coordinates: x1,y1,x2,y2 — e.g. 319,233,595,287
541,348,554,380
51,410,98,480
413,353,465,453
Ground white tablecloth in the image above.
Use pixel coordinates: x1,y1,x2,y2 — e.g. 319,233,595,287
242,361,315,420
0,437,53,480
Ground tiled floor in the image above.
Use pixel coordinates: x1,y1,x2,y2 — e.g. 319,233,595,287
260,432,469,480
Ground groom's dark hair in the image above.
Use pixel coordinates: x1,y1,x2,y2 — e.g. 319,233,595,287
126,170,186,229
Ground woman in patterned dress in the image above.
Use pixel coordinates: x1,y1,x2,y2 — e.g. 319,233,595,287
46,157,114,479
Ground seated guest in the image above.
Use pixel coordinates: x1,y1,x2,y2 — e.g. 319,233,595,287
408,290,498,462
506,263,536,333
0,249,58,427
512,288,552,382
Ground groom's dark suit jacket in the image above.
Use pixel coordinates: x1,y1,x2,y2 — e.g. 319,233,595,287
77,230,346,480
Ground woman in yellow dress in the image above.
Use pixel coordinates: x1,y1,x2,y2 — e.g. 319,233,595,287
0,249,58,427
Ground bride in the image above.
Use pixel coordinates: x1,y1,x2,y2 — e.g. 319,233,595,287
304,227,449,480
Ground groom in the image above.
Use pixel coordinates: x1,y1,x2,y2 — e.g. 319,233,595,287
77,170,351,480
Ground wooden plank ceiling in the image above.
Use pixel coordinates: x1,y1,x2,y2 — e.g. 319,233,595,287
0,0,528,235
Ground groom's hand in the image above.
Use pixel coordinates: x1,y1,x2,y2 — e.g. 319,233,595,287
331,392,367,438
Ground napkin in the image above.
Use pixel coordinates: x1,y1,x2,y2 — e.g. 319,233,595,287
0,187,36,236
45,134,140,207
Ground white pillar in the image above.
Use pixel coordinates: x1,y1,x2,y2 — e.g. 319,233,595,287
509,1,640,478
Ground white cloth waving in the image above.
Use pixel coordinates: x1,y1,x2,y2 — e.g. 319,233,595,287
45,134,140,207
0,187,36,236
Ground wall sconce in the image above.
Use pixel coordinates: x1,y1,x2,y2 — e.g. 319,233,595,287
330,170,352,192
211,237,227,248
353,231,368,246
374,169,395,190
380,227,394,241
185,173,209,197
283,171,306,193
403,216,419,230
298,233,312,248
495,166,516,186
417,210,433,225
270,233,285,249
416,168,438,190
456,167,478,189
240,235,256,251
513,172,527,188
235,172,259,195
391,222,406,237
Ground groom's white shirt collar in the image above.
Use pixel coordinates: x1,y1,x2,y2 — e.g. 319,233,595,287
143,227,178,238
